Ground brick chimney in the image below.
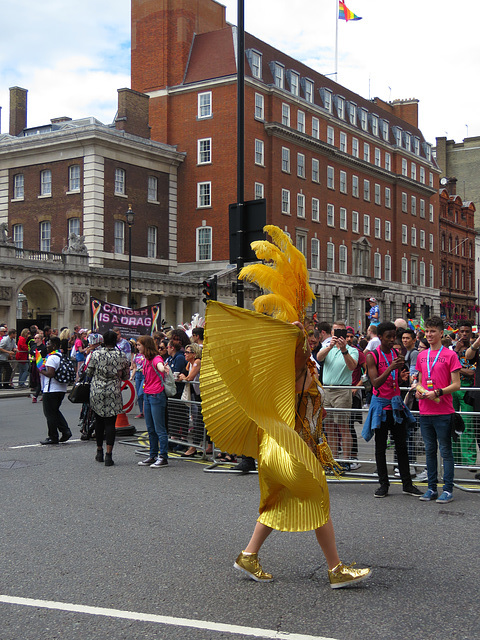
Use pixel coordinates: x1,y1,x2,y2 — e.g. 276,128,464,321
390,98,419,129
9,86,27,136
115,88,151,139
446,177,457,196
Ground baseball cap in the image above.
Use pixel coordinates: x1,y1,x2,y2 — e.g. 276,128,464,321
88,333,103,345
368,297,377,303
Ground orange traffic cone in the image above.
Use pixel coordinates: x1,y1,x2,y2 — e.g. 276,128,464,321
115,411,136,436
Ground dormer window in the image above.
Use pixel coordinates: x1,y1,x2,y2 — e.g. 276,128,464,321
336,96,346,120
270,62,285,89
348,102,357,126
287,70,300,96
381,120,389,141
413,137,420,156
424,143,432,162
320,88,332,113
303,78,314,103
247,50,262,79
393,126,402,147
360,108,368,131
404,132,412,152
371,114,379,136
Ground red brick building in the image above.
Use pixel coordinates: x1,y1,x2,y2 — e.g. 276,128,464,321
131,0,441,326
438,181,476,324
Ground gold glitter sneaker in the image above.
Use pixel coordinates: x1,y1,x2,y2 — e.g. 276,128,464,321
328,562,371,589
234,552,273,582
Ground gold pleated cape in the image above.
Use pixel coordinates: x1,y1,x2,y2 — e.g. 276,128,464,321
200,301,330,532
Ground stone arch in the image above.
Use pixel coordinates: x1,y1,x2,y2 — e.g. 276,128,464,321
16,276,62,326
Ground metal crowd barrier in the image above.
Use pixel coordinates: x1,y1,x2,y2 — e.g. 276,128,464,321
0,360,30,387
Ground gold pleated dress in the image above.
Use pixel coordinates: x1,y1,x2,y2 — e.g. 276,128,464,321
200,301,330,532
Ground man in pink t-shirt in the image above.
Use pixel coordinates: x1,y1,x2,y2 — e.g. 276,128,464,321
415,316,461,504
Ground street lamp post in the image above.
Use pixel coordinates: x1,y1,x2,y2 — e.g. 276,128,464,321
126,204,135,308
448,267,452,323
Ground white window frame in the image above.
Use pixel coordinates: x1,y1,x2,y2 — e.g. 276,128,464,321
254,93,264,120
363,179,370,201
255,139,265,166
198,91,212,118
339,207,347,230
196,226,212,261
385,152,391,172
312,158,319,183
13,173,24,200
327,242,335,272
385,220,391,241
352,175,359,198
411,227,417,247
282,147,290,173
374,252,381,278
385,187,391,208
282,103,290,127
312,198,320,222
297,193,306,218
312,117,319,139
339,245,347,274
374,217,381,239
374,183,381,205
68,217,80,237
327,126,335,146
411,196,417,216
385,254,392,281
420,166,426,184
352,211,359,233
147,226,157,258
68,165,80,192
13,223,23,249
289,71,300,96
420,229,426,249
148,175,159,202
374,148,381,167
297,153,305,178
327,203,335,227
197,181,211,208
114,220,125,254
411,163,417,181
363,143,370,162
401,158,408,176
114,168,126,195
197,138,212,165
429,204,434,222
40,221,51,252
311,238,320,269
363,214,370,236
282,189,290,214
327,166,334,189
340,131,347,153
255,182,264,200
250,51,262,79
297,110,305,133
352,137,359,158
339,170,347,194
296,231,306,256
402,224,408,244
401,257,408,284
402,192,408,212
430,264,434,287
40,169,52,196
420,199,426,218
429,234,434,252
304,79,314,103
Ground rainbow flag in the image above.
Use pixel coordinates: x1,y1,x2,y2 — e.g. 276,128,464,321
35,349,46,371
339,1,362,22
407,320,416,331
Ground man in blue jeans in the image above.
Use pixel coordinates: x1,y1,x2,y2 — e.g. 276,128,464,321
415,316,461,503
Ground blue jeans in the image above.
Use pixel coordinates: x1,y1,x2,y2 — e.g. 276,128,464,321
17,361,29,385
134,371,144,413
144,392,168,459
419,414,454,493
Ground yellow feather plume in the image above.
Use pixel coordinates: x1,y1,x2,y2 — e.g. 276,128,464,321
239,225,315,323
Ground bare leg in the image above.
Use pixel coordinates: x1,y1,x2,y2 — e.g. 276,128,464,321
244,521,273,553
314,517,340,570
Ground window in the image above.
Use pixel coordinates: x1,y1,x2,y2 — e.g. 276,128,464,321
363,143,370,162
360,109,368,131
429,234,434,252
304,79,314,103
411,227,417,247
312,198,320,222
255,139,264,165
197,181,211,208
282,147,290,172
13,174,24,199
349,102,357,126
402,225,408,244
40,170,52,196
312,117,319,139
429,204,434,222
198,91,212,118
327,242,335,271
363,179,370,201
337,96,345,119
382,120,389,141
13,224,23,249
282,189,290,214
297,110,305,133
114,220,125,254
312,158,319,182
340,207,347,230
429,172,434,188
363,214,370,236
311,238,320,269
401,158,408,176
352,137,359,158
327,203,335,227
402,192,408,212
254,93,264,120
385,187,391,208
411,196,417,216
297,193,305,218
282,103,290,127
430,264,434,287
414,137,420,156
411,258,418,286
405,133,412,152
68,217,80,237
327,126,335,146
374,148,381,167
420,229,426,249
385,153,391,172
296,232,306,256
371,115,379,136
385,254,392,281
255,182,264,199
385,220,391,241
374,252,381,278
401,257,408,283
327,166,334,189
352,175,359,198
418,260,425,287
420,199,425,218
419,166,426,184
374,183,381,205
68,165,80,192
411,163,417,181
297,153,305,178
339,245,347,274
115,168,125,195
250,51,262,78
145,177,158,205
197,226,212,261
339,170,347,194
394,127,402,146
340,131,347,152
289,71,300,96
352,211,359,233
323,89,332,113
40,221,51,252
147,226,157,258
374,217,381,239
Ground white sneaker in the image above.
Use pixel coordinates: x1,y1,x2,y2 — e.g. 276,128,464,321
394,467,401,477
349,461,361,471
415,469,428,482
150,457,168,468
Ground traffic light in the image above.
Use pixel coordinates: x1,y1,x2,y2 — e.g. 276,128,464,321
406,301,415,319
202,275,217,304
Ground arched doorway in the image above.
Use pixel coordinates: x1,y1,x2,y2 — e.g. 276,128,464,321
17,279,61,331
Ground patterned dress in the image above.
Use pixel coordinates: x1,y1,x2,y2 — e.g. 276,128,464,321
86,346,130,417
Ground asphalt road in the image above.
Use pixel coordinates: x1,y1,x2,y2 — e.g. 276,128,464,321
0,396,479,640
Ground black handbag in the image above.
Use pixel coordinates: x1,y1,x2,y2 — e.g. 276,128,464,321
68,379,90,404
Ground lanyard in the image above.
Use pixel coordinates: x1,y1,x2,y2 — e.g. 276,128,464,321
380,349,395,381
426,346,443,380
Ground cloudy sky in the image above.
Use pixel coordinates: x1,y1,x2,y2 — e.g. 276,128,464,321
0,0,475,145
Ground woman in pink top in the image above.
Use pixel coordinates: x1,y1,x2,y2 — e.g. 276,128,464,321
136,335,169,469
15,328,30,387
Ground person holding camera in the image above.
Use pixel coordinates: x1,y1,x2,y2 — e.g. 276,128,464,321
316,321,358,469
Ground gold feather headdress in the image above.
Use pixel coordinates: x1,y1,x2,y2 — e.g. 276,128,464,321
238,225,315,323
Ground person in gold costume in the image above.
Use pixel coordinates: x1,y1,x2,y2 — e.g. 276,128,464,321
201,226,371,589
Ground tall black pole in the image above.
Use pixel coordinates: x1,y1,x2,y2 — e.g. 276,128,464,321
128,222,132,308
236,0,245,308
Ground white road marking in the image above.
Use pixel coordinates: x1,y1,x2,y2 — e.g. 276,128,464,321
0,594,337,640
9,439,81,449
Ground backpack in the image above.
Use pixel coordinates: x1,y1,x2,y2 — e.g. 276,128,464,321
148,359,177,397
54,353,76,385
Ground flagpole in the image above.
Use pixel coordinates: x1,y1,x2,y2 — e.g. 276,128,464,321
335,0,338,82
